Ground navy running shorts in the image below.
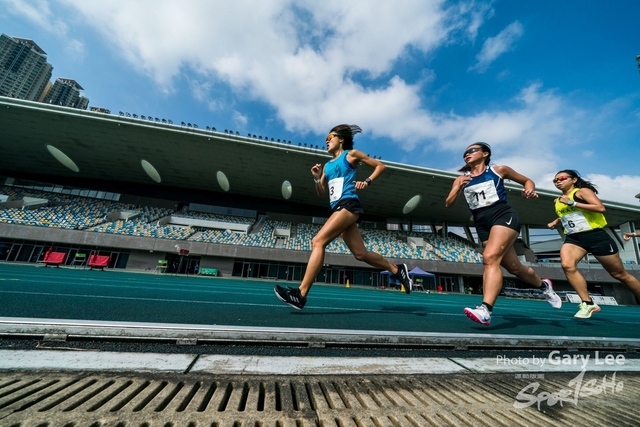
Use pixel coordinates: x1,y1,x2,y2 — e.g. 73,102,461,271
473,202,521,242
564,228,619,256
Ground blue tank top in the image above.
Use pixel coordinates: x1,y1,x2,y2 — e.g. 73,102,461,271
462,166,508,215
324,150,358,209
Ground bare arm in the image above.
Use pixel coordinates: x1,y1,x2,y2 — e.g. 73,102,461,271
494,165,538,199
346,150,386,190
311,163,326,197
445,174,472,208
561,188,606,213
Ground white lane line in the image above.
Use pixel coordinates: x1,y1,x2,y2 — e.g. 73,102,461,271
0,290,453,315
2,290,639,326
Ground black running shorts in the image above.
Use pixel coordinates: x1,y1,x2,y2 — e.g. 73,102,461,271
564,228,619,256
333,197,364,215
473,202,521,242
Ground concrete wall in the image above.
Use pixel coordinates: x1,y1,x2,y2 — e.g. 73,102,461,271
200,256,234,276
126,250,162,272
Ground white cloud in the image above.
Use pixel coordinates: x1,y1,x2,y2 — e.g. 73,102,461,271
581,174,640,206
41,0,640,205
2,0,85,57
469,21,523,73
57,0,485,130
233,110,248,127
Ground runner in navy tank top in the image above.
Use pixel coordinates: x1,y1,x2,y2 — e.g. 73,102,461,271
445,142,562,326
274,124,413,310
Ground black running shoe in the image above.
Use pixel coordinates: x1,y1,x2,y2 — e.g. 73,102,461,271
274,284,307,310
394,263,412,294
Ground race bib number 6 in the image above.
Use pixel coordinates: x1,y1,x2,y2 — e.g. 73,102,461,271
561,212,593,234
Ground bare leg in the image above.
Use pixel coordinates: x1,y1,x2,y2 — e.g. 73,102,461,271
480,225,519,307
341,222,399,271
501,246,544,288
298,209,359,297
560,243,590,301
596,253,640,300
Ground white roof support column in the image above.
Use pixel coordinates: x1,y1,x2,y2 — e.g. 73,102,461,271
464,226,476,246
521,224,530,248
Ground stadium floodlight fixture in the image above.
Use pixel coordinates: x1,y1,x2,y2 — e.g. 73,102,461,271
118,111,124,116
207,126,211,131
168,119,173,124
211,127,216,131
126,112,131,117
193,124,198,129
162,119,167,123
187,123,192,127
132,114,138,118
236,131,240,135
141,115,146,120
281,180,292,200
181,121,185,126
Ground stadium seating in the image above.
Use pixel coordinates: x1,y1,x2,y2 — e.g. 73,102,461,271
0,186,484,264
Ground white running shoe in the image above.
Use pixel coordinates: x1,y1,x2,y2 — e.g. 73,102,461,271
464,305,491,326
541,278,562,309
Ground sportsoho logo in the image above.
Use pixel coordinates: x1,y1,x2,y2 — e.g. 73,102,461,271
496,351,625,410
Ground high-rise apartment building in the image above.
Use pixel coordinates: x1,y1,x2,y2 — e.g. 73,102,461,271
43,78,89,109
0,34,53,101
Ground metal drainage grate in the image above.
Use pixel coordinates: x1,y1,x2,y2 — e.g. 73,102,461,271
0,371,638,426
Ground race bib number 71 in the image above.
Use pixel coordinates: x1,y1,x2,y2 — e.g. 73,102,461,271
464,180,499,210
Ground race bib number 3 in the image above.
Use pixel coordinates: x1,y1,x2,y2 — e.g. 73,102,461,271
464,181,500,210
561,212,593,234
328,177,344,203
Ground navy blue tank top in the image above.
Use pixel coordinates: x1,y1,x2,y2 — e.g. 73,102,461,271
462,166,508,215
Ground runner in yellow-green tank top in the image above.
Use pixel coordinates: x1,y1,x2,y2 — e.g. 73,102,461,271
548,170,640,319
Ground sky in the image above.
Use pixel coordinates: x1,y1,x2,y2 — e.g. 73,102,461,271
2,0,640,206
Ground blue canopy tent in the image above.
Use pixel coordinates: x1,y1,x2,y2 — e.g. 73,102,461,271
408,267,435,277
380,267,435,291
408,266,435,292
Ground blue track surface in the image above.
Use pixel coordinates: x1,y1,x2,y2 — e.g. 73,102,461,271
1,262,638,338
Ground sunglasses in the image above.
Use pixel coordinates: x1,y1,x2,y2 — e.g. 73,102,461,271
463,147,482,157
326,134,338,142
553,176,571,184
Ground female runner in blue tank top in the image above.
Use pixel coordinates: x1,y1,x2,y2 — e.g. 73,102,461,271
274,124,413,310
445,142,561,326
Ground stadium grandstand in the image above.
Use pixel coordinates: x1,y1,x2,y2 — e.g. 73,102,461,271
2,96,640,304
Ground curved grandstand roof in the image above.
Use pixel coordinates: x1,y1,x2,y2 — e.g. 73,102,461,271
2,96,639,228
